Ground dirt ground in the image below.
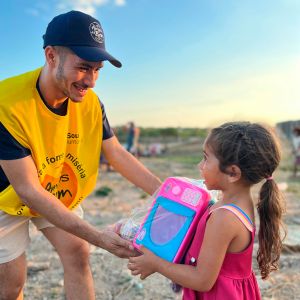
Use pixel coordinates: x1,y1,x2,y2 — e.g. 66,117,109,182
24,153,300,300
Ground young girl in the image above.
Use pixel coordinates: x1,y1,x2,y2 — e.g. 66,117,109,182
128,122,285,299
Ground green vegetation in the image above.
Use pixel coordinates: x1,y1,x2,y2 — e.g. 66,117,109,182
114,126,208,143
95,186,113,197
140,192,148,199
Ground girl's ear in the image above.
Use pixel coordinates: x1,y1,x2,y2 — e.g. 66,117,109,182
226,165,242,183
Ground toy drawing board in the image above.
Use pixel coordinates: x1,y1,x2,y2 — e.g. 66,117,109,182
133,177,210,263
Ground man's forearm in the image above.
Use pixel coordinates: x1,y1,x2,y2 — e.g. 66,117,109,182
1,155,136,258
20,184,104,247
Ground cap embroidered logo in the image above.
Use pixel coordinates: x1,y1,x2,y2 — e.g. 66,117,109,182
89,22,104,44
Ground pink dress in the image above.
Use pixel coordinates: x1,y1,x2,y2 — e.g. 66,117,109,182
183,204,261,300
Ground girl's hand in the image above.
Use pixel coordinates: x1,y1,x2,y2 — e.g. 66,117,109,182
128,246,159,280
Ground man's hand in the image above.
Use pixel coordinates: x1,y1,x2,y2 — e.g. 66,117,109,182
99,229,138,258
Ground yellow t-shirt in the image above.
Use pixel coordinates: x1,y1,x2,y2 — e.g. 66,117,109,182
0,68,103,216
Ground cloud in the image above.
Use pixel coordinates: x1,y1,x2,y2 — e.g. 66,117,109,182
56,0,125,14
26,0,126,17
115,0,126,6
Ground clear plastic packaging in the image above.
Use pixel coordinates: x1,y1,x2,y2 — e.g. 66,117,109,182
119,206,150,241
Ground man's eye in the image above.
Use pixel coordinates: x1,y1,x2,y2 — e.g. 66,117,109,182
79,67,88,72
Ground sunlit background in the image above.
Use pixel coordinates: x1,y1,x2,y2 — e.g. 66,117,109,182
0,0,299,128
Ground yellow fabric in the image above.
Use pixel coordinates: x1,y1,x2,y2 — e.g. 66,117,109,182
0,68,103,216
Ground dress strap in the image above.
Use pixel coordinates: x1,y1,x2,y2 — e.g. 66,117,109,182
211,203,254,232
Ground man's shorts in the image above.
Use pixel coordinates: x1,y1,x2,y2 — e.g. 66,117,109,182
0,206,83,264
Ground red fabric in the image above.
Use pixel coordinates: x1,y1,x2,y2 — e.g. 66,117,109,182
182,208,261,300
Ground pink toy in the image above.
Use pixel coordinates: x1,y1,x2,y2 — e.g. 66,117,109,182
133,177,211,263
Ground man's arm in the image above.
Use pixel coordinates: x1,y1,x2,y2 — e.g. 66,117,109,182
0,156,135,258
102,136,161,195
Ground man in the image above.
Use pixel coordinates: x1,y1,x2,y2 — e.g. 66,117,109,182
0,10,161,300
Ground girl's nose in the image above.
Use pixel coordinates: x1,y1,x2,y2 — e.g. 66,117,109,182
198,160,204,171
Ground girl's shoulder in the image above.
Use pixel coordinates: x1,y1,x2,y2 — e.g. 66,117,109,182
209,203,254,233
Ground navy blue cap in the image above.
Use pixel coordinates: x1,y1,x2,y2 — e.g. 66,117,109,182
43,11,122,68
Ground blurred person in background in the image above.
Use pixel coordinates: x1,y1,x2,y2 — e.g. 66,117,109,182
292,126,300,177
126,122,135,153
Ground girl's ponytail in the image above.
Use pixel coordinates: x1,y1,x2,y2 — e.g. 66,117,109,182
257,179,285,279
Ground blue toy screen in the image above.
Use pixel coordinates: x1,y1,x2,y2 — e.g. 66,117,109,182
135,196,196,261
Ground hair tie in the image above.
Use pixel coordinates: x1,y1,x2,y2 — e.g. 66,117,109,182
266,176,273,181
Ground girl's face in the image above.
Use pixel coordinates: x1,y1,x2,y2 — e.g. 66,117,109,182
198,141,226,190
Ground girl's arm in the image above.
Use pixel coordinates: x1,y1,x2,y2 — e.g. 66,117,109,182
128,209,240,292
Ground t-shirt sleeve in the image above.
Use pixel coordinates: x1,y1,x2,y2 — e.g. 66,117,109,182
0,122,31,159
100,100,114,140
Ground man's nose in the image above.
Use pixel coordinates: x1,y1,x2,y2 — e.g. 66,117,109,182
84,71,97,88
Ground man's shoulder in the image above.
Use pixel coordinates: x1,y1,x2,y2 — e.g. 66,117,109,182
1,68,41,85
0,68,42,97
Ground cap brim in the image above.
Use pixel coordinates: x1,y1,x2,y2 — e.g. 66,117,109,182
69,46,122,68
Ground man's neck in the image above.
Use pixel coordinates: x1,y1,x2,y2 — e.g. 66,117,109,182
39,66,68,109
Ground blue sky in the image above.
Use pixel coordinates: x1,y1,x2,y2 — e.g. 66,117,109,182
0,0,299,127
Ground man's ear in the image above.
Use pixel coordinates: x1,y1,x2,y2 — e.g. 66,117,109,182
44,46,57,67
226,165,242,183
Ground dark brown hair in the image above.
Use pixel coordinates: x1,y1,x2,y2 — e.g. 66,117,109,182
206,121,285,279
